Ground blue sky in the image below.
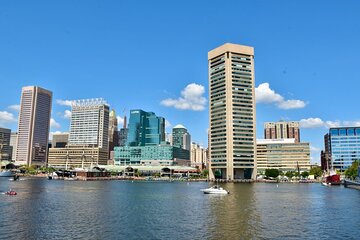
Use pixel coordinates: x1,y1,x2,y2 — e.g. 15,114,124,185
1,0,360,164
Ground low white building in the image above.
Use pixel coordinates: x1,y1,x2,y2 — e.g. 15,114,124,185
256,138,310,173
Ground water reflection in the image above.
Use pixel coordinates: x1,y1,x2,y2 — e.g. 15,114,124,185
1,179,360,239
205,183,261,239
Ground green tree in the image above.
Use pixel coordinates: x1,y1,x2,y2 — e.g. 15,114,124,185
285,171,294,179
301,171,309,178
20,165,37,175
214,170,222,179
309,167,323,178
201,169,209,178
345,160,359,180
265,169,280,178
135,169,142,177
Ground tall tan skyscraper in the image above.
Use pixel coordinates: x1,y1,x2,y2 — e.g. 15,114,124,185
15,86,52,166
208,43,256,180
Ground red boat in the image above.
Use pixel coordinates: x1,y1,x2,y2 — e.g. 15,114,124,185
5,190,17,196
323,170,341,185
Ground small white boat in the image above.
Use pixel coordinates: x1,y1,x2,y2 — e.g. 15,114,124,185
322,182,331,187
201,185,229,194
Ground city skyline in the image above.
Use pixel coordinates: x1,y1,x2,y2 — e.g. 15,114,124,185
1,1,360,164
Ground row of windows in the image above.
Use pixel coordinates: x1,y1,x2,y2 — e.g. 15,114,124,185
210,65,225,75
211,84,225,92
210,57,225,67
330,128,360,136
231,55,251,61
210,72,225,80
232,72,252,77
231,63,251,68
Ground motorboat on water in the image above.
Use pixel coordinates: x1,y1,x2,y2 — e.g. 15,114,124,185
201,185,229,194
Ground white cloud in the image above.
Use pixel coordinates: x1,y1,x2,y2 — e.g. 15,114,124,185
255,83,306,109
300,118,360,129
50,118,61,128
117,115,124,127
255,83,283,103
161,83,207,111
324,121,341,128
0,111,17,125
8,104,20,112
324,120,360,128
300,118,324,128
56,99,73,107
165,120,172,129
310,145,321,152
64,110,72,119
342,121,360,127
277,100,306,110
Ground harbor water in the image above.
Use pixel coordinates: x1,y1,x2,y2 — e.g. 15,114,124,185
1,178,360,239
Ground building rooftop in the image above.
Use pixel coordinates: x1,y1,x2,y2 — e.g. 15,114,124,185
257,138,296,144
208,43,254,60
173,124,186,129
109,109,116,118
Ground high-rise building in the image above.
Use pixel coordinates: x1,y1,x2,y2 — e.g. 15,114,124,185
10,132,18,161
0,128,11,161
52,133,69,148
114,110,189,166
126,110,165,146
208,43,256,180
118,128,128,147
321,133,331,171
264,121,300,143
108,109,119,157
15,86,52,166
172,124,190,160
69,99,109,149
48,98,109,168
172,124,191,151
256,138,310,172
190,142,207,170
118,113,128,147
326,127,360,172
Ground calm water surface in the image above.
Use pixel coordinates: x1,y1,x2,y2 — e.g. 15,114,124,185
1,178,360,240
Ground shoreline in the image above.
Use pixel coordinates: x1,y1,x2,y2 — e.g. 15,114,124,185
15,174,322,183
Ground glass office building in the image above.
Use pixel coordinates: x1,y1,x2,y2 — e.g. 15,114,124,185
126,110,165,146
114,144,174,165
328,127,360,171
172,124,190,160
114,110,190,166
114,144,190,166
